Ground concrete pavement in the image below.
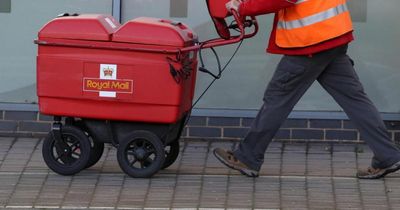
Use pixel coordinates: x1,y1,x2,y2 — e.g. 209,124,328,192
0,137,399,209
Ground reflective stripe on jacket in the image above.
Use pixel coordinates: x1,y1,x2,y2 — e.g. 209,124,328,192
276,0,353,48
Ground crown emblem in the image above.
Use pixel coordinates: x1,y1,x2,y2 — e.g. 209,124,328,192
103,66,113,77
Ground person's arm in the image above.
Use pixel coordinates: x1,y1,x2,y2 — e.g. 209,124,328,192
239,0,298,16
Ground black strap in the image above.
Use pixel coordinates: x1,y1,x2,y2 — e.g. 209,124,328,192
198,46,222,79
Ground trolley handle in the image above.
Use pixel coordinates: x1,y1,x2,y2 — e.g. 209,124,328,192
181,10,258,52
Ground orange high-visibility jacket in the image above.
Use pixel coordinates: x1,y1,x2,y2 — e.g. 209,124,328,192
276,0,353,48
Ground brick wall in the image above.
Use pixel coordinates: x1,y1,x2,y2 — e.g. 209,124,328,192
1,110,400,144
184,116,400,144
0,110,52,137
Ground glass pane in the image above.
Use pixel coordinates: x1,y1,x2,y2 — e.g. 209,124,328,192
0,0,113,103
297,0,400,112
5,0,398,113
122,0,400,112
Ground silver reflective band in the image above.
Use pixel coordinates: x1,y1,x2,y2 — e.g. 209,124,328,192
295,0,308,4
286,0,307,4
278,3,349,30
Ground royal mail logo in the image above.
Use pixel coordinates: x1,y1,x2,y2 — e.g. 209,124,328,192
102,66,114,77
83,64,133,98
83,78,133,93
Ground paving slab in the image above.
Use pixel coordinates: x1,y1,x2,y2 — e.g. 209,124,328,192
0,138,398,209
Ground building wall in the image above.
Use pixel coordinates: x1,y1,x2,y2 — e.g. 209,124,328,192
1,109,400,146
0,0,399,113
0,0,400,143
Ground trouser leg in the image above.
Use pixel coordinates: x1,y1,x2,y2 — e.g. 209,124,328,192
234,45,348,171
317,53,400,169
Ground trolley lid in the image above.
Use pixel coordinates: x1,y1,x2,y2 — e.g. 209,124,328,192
38,14,121,41
112,17,197,47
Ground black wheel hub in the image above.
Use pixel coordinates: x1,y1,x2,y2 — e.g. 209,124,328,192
62,148,72,156
134,148,147,160
55,142,72,157
126,139,157,168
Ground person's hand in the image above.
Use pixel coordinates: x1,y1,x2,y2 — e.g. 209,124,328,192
225,0,242,13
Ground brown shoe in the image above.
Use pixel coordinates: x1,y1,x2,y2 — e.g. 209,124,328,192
357,160,400,179
213,148,259,177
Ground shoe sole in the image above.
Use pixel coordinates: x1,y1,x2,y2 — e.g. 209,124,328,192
213,150,259,178
357,161,400,179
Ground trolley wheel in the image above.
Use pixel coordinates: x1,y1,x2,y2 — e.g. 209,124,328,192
86,137,104,169
162,140,180,169
42,125,91,175
74,120,105,168
117,130,165,178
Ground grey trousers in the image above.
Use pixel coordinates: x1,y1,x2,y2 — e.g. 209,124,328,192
234,44,400,171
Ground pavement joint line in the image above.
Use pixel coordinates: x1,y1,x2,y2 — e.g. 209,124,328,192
0,208,273,210
172,208,197,210
5,208,274,210
143,208,170,210
225,209,255,210
0,171,393,180
198,209,226,210
90,207,115,209
34,206,60,209
254,209,279,210
5,206,33,209
61,206,87,209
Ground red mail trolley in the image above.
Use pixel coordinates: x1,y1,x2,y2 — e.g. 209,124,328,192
35,6,257,178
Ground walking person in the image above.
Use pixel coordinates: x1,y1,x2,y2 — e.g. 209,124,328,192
214,0,400,179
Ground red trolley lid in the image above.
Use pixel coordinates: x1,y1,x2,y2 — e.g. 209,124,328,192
112,17,197,47
38,14,121,41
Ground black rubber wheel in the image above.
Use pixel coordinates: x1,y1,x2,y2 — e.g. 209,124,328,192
42,125,91,175
86,137,105,168
162,140,180,169
73,120,105,169
117,130,165,178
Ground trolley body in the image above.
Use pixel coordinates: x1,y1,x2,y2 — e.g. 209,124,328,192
37,15,198,124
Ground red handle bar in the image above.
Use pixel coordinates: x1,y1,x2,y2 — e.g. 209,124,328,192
180,11,258,52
